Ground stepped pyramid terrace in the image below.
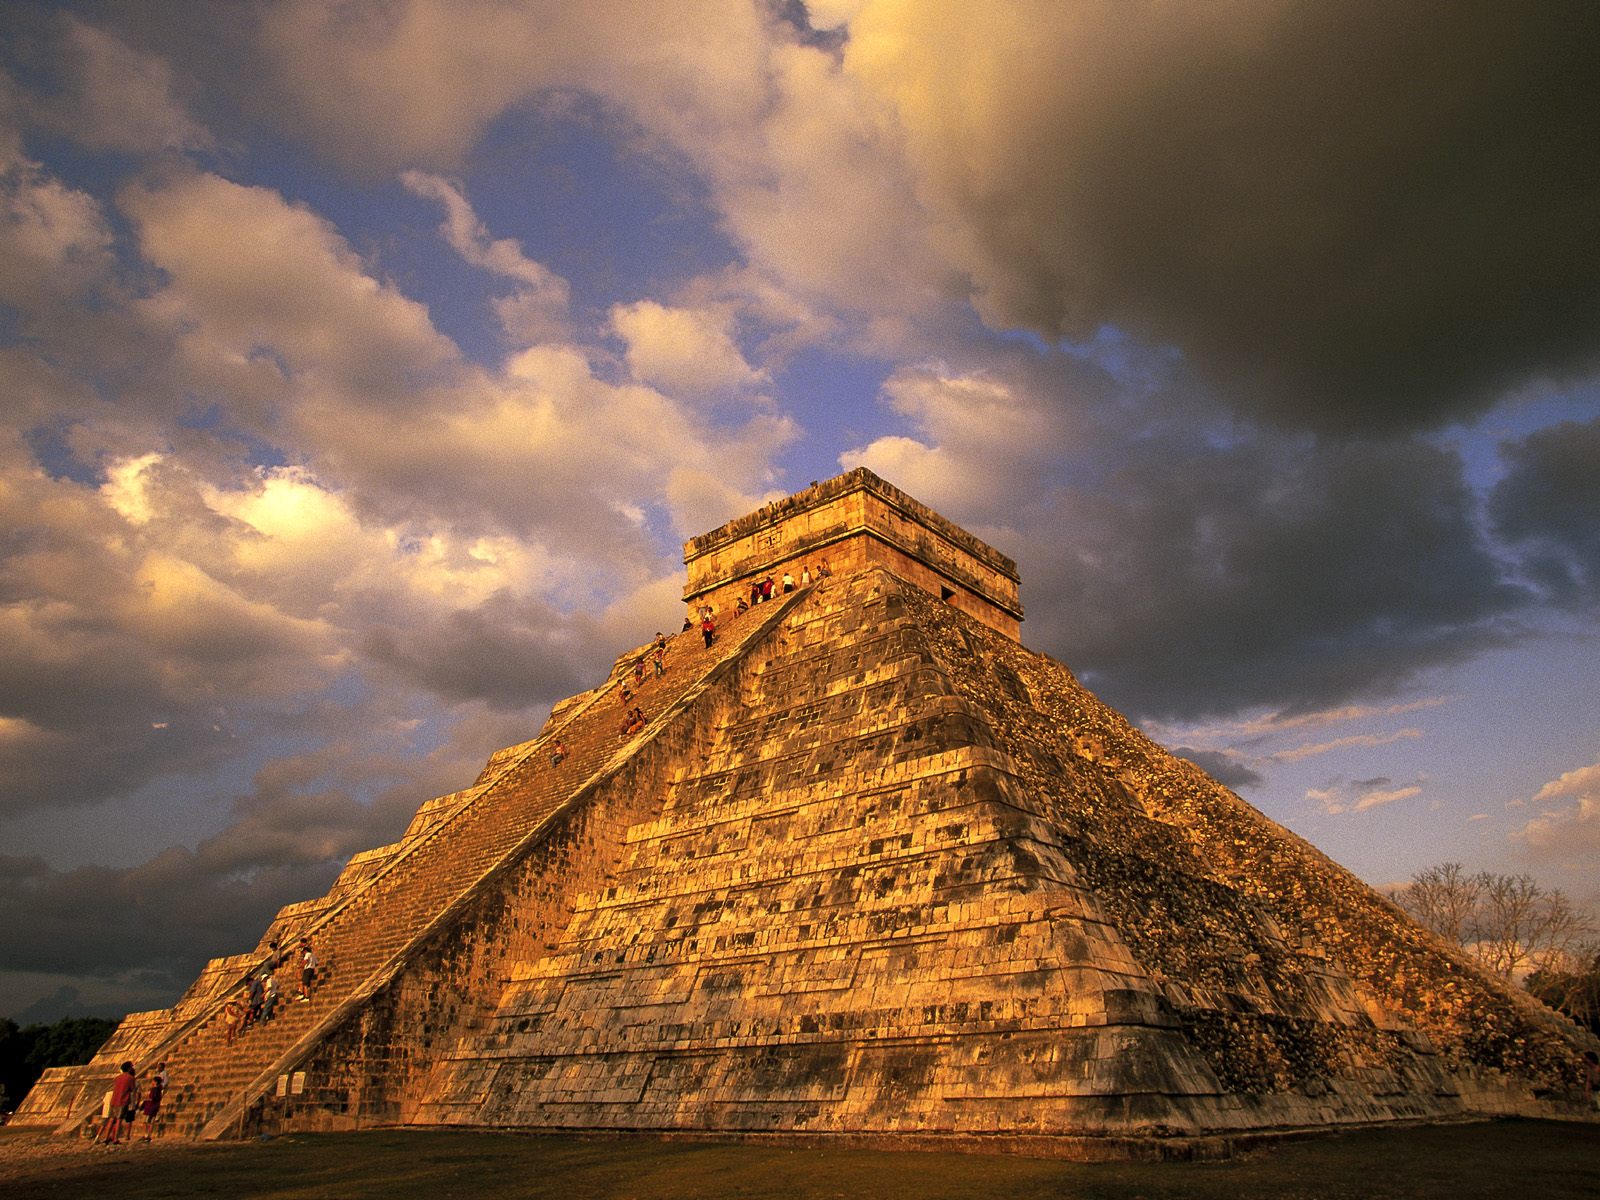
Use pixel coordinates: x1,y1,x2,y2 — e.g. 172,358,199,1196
15,468,1597,1159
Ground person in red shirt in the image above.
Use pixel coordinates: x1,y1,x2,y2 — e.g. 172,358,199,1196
96,1061,137,1145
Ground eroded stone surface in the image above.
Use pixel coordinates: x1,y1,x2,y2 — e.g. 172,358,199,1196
16,476,1596,1155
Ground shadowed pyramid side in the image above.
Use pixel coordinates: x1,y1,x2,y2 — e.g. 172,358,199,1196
394,569,1588,1147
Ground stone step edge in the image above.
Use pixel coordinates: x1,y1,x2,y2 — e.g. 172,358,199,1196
196,586,813,1140
45,592,807,1139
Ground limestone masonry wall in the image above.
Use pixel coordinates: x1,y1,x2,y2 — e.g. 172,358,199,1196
683,468,1022,639
18,482,1595,1153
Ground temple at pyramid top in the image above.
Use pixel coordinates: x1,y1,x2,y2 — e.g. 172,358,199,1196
683,467,1024,638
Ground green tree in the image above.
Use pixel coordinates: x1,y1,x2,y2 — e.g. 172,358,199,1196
0,1015,120,1113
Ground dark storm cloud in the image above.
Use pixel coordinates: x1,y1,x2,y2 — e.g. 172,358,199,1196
363,591,589,712
861,1,1600,431
1022,431,1527,720
0,851,338,985
1173,748,1264,792
0,743,466,1015
1490,415,1600,606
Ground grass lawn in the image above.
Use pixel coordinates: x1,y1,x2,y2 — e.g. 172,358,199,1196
2,1119,1597,1199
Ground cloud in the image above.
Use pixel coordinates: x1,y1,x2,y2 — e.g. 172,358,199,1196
0,153,117,315
39,17,211,154
1038,431,1524,719
843,361,1097,525
1307,786,1344,814
845,352,1526,721
401,170,571,344
0,444,344,816
1308,777,1423,815
1354,784,1422,812
840,1,1600,432
1490,415,1600,606
1172,747,1263,792
243,1,955,331
112,168,795,553
0,720,491,1018
1269,727,1423,764
1516,760,1600,857
122,169,461,412
1149,697,1450,747
611,299,765,397
0,156,799,832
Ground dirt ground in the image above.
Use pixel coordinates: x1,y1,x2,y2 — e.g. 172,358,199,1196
1,1118,1597,1199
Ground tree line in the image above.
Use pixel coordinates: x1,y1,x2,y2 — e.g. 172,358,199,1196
0,1016,120,1118
1389,862,1599,1034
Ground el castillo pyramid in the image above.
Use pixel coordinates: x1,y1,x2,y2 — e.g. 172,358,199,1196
16,468,1596,1157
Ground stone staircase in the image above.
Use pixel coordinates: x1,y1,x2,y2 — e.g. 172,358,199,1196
39,593,805,1140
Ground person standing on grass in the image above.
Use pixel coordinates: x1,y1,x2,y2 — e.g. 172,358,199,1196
96,1061,136,1145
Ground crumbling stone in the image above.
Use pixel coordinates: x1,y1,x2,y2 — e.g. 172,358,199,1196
15,473,1596,1157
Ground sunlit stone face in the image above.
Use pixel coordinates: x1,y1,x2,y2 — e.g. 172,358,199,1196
682,468,1023,639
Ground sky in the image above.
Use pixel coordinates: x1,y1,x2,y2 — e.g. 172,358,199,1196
1,0,1597,1024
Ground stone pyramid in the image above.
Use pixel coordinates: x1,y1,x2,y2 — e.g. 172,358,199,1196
18,470,1593,1158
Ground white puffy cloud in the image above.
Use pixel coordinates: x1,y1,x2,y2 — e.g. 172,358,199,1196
0,152,800,834
610,299,763,395
1517,761,1600,856
248,1,952,331
112,169,795,557
122,170,460,417
841,361,1093,527
0,153,116,312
